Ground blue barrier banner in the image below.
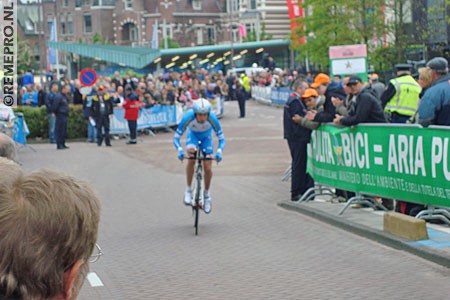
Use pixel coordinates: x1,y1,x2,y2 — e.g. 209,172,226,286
110,105,178,134
271,87,291,105
13,115,29,145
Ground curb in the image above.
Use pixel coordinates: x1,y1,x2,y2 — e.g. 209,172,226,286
279,201,450,269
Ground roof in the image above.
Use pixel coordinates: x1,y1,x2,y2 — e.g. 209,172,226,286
47,39,290,69
48,42,160,69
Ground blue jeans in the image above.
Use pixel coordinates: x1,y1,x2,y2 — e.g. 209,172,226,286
87,120,97,142
48,113,56,143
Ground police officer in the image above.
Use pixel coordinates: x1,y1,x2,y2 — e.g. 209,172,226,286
51,83,70,150
381,64,422,123
283,77,314,201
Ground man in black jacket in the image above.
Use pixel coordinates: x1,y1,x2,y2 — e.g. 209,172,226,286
51,84,70,150
334,76,386,125
283,77,314,201
90,85,114,147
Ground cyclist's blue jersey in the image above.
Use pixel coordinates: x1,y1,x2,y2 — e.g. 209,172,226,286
173,109,225,153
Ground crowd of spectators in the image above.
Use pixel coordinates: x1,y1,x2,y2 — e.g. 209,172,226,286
284,56,449,216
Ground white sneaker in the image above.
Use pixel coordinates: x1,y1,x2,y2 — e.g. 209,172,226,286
184,189,193,206
203,191,212,214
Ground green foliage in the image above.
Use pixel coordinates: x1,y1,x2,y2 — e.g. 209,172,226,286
92,33,109,44
17,35,37,72
242,23,273,42
14,106,48,138
14,105,87,140
167,37,180,48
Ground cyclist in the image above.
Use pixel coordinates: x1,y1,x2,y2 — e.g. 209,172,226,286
173,98,225,214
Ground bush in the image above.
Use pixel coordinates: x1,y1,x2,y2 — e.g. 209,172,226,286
14,105,87,140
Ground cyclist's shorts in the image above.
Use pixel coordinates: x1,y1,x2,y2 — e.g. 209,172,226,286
186,132,214,155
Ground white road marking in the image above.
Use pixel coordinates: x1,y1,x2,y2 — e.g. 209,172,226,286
87,272,104,287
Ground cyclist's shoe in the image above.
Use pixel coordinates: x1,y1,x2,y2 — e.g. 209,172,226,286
184,189,193,206
203,191,212,214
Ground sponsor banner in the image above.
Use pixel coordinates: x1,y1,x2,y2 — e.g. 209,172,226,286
271,87,292,105
309,124,450,207
251,86,273,104
110,105,179,134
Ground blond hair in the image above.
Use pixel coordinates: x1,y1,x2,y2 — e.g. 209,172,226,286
0,166,101,299
418,67,433,89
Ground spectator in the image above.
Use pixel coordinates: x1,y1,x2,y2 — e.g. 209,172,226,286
91,85,114,147
292,88,321,130
51,83,71,150
0,159,101,300
306,73,346,123
73,81,83,105
369,73,385,100
22,84,38,107
225,72,235,101
333,76,386,126
83,92,97,143
0,133,17,161
112,70,123,88
46,82,59,144
122,92,144,145
381,64,421,123
333,75,343,87
283,77,314,201
22,68,34,86
36,84,46,107
417,57,450,126
235,79,246,118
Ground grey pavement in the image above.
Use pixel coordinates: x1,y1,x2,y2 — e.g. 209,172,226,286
280,197,450,268
17,101,450,299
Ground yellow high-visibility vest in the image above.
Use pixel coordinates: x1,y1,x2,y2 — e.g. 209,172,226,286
385,75,421,116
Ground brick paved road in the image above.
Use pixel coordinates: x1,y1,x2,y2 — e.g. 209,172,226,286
20,101,450,300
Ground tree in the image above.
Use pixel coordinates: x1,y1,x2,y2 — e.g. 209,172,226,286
17,35,37,72
242,22,273,42
292,0,385,68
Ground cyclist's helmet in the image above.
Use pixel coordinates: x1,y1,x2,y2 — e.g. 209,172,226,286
193,98,211,114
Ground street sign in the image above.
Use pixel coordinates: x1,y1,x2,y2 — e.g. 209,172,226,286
79,68,97,87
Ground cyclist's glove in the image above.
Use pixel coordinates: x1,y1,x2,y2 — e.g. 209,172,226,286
215,151,222,162
178,149,185,161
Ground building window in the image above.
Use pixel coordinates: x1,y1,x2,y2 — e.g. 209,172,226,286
248,0,256,10
75,0,81,7
124,0,132,9
62,0,68,7
93,0,99,5
60,16,66,35
84,15,92,33
197,28,203,45
192,0,202,10
67,15,73,34
206,26,216,44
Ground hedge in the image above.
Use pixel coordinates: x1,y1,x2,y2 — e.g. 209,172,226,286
14,105,87,140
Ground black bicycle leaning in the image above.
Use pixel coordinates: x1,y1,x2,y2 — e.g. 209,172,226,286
186,141,214,236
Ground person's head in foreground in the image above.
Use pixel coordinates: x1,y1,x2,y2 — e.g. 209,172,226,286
0,159,101,300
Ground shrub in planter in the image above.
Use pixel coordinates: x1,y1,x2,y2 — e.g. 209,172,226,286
13,106,47,139
14,105,87,140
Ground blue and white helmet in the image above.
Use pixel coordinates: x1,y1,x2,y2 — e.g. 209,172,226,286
193,98,211,114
